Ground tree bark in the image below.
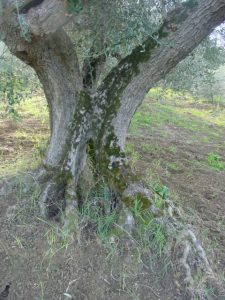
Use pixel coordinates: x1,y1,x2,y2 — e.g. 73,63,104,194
1,0,225,217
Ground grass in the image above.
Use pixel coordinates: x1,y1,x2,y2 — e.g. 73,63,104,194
42,221,71,262
206,152,225,171
125,142,140,168
0,95,49,177
130,88,225,141
168,145,177,154
130,196,168,258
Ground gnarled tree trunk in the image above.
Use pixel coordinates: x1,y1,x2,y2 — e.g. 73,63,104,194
1,0,225,218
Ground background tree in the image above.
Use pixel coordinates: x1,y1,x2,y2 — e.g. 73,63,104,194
162,36,225,99
1,0,225,219
0,42,39,118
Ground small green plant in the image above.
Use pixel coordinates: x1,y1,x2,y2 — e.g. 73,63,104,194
38,219,71,266
150,221,167,257
97,213,117,242
125,142,135,155
167,162,179,171
80,197,117,243
206,153,225,171
168,145,177,154
63,182,118,245
153,184,169,200
36,280,45,300
34,138,48,159
13,235,23,248
131,198,167,257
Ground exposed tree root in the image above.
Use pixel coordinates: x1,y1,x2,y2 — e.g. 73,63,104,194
161,198,223,299
34,163,223,299
180,228,213,284
37,170,66,218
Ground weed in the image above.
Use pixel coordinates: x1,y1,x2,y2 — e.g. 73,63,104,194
167,162,180,171
97,213,117,242
201,136,210,143
168,145,177,154
14,236,23,248
34,218,72,268
36,280,45,300
125,142,140,168
79,196,117,243
151,183,170,200
130,198,167,257
34,138,48,159
206,152,225,171
62,182,119,247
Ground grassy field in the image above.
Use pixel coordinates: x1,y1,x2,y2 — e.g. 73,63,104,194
1,89,225,299
0,95,49,177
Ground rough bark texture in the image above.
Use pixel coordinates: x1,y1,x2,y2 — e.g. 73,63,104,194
1,0,225,217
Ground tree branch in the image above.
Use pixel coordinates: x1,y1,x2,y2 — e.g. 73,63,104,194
23,0,73,36
92,0,225,147
1,0,74,37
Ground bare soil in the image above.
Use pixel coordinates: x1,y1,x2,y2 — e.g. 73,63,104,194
130,125,225,278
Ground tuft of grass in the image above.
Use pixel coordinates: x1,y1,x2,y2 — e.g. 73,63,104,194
63,182,119,246
167,162,180,171
206,153,225,171
131,198,167,257
125,142,140,168
42,222,71,262
168,145,177,154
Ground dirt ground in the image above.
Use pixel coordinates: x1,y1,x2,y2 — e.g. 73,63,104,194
0,92,225,299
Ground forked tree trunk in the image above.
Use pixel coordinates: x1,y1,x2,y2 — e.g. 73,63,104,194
1,0,225,218
12,32,153,217
2,26,145,218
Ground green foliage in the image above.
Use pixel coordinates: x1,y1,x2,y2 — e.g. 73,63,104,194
69,0,162,70
154,185,169,200
0,96,49,177
85,185,117,237
65,182,118,243
206,153,225,171
0,46,40,117
163,38,225,100
0,70,25,118
131,199,167,256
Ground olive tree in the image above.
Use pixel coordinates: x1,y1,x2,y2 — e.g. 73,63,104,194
1,0,225,218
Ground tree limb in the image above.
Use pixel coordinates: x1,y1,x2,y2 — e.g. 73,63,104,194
0,0,73,37
93,0,225,147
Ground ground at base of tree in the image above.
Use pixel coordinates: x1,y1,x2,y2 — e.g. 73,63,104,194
0,90,225,299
